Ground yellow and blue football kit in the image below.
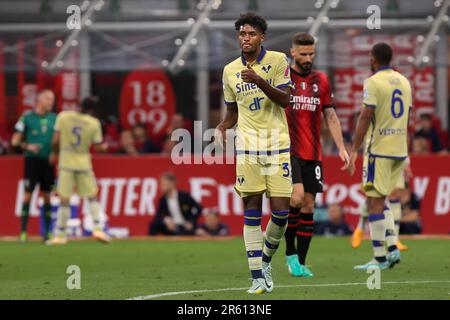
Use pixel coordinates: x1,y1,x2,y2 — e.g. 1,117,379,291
222,47,293,198
361,67,412,197
54,110,102,198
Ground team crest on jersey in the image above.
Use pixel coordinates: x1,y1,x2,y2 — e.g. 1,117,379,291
300,82,307,90
261,65,272,73
312,83,319,93
237,176,245,185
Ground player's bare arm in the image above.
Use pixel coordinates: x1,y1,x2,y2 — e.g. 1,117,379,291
323,108,350,170
49,131,60,165
347,106,374,175
51,131,60,154
11,132,24,150
215,103,238,148
93,142,109,153
241,65,291,107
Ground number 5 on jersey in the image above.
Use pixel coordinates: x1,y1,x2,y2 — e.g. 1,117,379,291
71,126,82,147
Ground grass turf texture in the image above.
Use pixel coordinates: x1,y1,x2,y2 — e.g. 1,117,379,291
0,237,449,300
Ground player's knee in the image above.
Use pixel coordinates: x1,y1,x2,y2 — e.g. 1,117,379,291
302,201,315,213
290,193,304,208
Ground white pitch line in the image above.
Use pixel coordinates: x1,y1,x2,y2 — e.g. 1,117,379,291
127,280,450,300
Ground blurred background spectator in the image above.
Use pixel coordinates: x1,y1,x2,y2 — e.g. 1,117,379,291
315,203,353,236
414,113,443,153
412,136,431,155
149,172,202,236
0,136,10,155
398,184,422,234
195,208,229,236
133,123,161,154
116,129,139,156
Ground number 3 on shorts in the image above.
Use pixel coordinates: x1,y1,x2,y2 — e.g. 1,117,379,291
282,162,290,177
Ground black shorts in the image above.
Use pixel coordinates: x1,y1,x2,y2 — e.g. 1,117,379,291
290,155,323,194
24,157,55,193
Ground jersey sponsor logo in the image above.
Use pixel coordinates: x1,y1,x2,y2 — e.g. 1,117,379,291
249,97,264,111
236,78,273,94
290,95,321,111
378,128,407,136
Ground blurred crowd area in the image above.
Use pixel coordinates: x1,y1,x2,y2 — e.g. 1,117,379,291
0,106,449,157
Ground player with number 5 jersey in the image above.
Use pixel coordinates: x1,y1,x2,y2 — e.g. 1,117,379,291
46,96,111,245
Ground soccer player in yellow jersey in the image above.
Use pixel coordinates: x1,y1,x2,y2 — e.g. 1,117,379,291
346,43,412,270
215,13,293,294
46,97,111,245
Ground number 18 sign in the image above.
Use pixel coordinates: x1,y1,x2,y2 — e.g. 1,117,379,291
119,66,176,140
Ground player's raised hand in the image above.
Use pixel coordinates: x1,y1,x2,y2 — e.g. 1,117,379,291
339,148,350,171
241,64,261,84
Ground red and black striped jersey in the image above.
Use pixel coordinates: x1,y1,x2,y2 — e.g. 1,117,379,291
285,68,334,161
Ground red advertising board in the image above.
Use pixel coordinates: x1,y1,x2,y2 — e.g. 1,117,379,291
0,155,449,236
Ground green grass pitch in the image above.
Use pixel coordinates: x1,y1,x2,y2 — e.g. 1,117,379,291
0,237,449,300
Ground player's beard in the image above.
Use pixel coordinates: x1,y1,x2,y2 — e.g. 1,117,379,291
296,60,312,75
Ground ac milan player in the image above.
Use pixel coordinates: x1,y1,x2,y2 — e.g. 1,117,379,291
284,33,350,277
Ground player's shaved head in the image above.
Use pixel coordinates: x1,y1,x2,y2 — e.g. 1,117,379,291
371,42,393,66
36,89,55,113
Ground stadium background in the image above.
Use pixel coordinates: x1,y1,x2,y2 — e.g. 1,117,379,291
0,0,449,237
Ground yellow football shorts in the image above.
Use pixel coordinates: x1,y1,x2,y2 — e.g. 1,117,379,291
57,169,98,199
362,154,406,198
234,151,293,198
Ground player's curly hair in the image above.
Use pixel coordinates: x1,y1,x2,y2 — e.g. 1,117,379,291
234,12,268,34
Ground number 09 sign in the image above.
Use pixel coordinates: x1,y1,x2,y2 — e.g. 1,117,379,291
119,68,176,139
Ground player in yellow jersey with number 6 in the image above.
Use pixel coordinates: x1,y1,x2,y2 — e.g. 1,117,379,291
345,43,412,270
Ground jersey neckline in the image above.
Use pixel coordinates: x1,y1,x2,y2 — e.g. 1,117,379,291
240,46,267,65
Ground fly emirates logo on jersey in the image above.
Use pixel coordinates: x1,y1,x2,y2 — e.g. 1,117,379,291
291,95,321,111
